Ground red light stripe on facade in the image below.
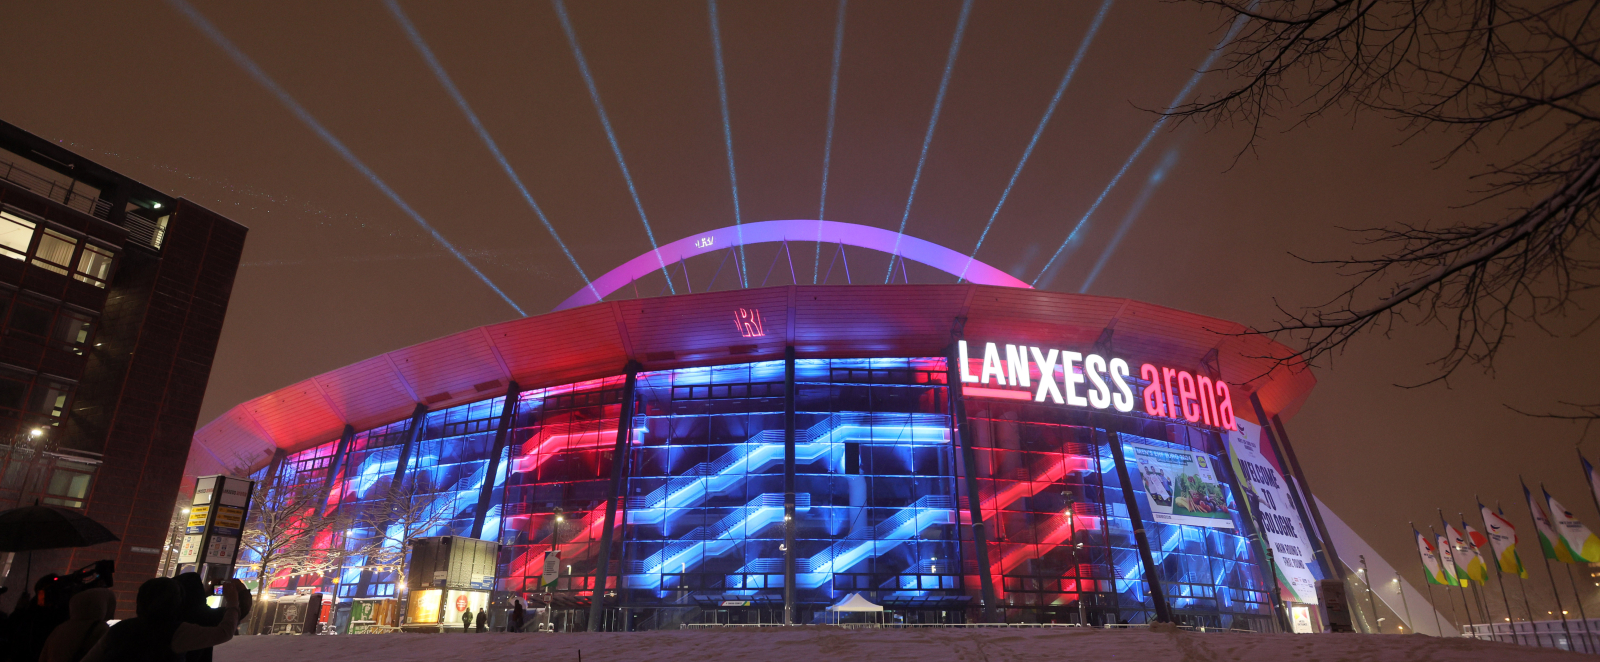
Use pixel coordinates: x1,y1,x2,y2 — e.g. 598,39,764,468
963,386,1032,401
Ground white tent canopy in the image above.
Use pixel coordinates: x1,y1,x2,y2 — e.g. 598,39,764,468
827,593,883,612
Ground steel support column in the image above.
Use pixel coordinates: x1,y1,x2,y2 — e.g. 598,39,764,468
323,424,356,490
945,339,998,622
389,403,428,491
783,346,798,625
1104,428,1172,623
469,381,521,539
589,363,640,632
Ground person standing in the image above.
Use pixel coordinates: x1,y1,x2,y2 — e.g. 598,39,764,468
461,608,472,633
509,600,525,633
40,588,115,662
474,608,486,633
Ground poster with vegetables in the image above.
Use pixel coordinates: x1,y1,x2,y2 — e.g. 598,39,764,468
1127,442,1234,529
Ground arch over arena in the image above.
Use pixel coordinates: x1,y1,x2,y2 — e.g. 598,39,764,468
555,219,1030,311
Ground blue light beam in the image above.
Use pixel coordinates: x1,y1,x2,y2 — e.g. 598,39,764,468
552,0,677,294
386,1,599,303
958,0,1114,283
884,0,975,283
708,0,748,287
1031,11,1252,287
815,0,848,284
1076,145,1179,293
166,0,526,316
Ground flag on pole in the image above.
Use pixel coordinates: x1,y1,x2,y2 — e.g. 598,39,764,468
1526,483,1576,562
1583,454,1600,511
1544,487,1600,563
1455,521,1490,584
1416,526,1449,585
1481,501,1527,578
1435,533,1461,587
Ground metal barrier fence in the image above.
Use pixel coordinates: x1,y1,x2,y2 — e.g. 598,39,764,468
1462,619,1600,653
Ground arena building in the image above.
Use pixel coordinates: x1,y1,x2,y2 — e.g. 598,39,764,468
186,220,1334,632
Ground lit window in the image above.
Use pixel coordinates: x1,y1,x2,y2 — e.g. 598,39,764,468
53,311,94,351
44,464,93,508
32,229,77,276
74,244,113,287
0,211,34,261
28,380,71,419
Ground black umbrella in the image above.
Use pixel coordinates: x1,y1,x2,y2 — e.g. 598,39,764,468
0,503,119,552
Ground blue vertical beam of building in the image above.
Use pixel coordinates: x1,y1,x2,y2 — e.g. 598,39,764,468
1103,426,1172,623
782,346,798,625
590,362,640,632
389,403,429,491
944,325,998,622
470,382,521,539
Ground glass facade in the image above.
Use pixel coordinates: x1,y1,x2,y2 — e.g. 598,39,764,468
235,357,1274,630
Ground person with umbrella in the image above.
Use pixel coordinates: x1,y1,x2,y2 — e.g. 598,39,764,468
0,502,119,662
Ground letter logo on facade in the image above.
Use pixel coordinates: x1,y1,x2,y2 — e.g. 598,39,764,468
955,340,1231,428
695,236,715,249
734,307,765,338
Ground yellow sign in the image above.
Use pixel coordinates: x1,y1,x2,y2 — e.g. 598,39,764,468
186,505,210,530
213,505,245,530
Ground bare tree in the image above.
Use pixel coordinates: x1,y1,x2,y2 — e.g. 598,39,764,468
1169,0,1600,408
237,479,355,606
352,477,457,611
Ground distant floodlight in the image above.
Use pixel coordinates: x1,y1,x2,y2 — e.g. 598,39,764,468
152,202,162,209
29,428,44,437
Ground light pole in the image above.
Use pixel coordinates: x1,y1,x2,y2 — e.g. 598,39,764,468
544,508,564,632
1396,575,1413,634
1361,556,1378,633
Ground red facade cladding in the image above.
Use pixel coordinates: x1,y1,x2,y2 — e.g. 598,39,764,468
63,201,245,610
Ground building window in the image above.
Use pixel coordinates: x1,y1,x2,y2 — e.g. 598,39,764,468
29,380,71,419
31,229,77,276
0,212,34,261
53,310,94,352
43,461,94,508
74,244,114,288
6,299,54,341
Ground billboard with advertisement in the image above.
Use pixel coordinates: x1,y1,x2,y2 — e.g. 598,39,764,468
1225,419,1321,604
1126,442,1234,529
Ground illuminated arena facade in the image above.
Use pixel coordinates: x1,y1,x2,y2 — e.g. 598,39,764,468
188,221,1319,631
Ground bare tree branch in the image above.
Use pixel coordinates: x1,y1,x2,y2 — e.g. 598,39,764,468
1169,0,1600,385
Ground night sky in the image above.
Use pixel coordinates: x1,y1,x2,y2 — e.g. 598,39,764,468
5,0,1597,620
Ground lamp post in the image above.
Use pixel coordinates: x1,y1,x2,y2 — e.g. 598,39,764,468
1396,575,1413,634
544,508,564,632
1360,556,1378,633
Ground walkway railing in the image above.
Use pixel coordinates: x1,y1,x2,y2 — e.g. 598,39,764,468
1462,619,1600,653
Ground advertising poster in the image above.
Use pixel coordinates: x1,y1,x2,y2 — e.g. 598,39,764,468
1126,442,1234,529
1225,419,1320,604
1291,606,1314,633
540,551,562,588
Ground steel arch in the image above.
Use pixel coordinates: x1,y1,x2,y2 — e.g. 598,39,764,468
554,219,1030,311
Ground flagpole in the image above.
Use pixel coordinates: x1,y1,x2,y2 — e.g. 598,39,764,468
1439,512,1479,638
1431,525,1465,634
1501,500,1545,648
1416,522,1445,637
1482,516,1521,646
1564,564,1594,653
1523,481,1577,651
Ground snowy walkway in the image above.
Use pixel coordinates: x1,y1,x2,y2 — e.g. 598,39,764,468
215,628,1586,661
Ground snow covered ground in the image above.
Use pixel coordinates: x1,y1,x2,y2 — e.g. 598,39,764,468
215,627,1586,661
